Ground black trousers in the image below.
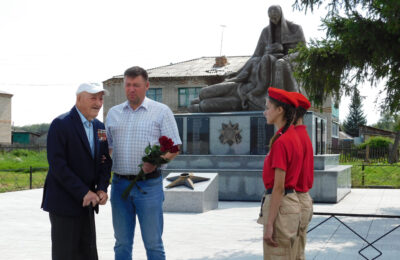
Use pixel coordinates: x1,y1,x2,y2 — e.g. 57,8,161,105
49,210,98,260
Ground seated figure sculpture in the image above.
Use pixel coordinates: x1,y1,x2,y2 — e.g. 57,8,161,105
189,5,305,112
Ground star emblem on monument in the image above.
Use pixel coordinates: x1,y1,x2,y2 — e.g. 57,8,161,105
219,121,242,146
165,173,210,190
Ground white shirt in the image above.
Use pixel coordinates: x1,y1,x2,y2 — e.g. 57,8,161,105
106,97,182,175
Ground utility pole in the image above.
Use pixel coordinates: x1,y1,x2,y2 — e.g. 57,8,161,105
219,25,226,56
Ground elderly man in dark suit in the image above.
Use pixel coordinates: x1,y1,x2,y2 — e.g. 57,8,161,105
41,83,112,260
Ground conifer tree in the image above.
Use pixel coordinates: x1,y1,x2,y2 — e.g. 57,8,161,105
293,0,400,162
342,89,367,137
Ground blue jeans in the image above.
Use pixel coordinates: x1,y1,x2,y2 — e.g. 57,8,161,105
111,175,165,260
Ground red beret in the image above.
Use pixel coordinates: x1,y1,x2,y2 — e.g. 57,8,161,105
268,87,298,108
291,92,311,110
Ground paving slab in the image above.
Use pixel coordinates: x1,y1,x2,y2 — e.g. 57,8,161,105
0,188,399,259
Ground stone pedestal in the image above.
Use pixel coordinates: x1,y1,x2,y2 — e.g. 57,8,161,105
163,154,352,203
163,172,218,213
163,155,264,201
310,155,352,203
167,111,349,203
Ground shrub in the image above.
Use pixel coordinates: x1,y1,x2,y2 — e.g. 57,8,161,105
359,136,394,149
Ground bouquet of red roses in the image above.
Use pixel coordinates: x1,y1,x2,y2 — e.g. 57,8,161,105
122,136,180,199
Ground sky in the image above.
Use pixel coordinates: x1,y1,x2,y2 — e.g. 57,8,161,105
0,0,384,126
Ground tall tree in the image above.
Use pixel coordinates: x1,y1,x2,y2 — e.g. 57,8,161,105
372,111,400,131
292,0,400,162
343,89,367,137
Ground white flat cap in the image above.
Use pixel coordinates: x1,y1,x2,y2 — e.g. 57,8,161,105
76,83,109,96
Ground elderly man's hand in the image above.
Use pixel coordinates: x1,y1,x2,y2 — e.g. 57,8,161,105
96,190,108,205
82,190,100,207
101,155,106,164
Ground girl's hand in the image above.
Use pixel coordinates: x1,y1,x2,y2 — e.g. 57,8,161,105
263,224,278,247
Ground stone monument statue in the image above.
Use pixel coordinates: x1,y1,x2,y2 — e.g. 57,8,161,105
189,5,305,112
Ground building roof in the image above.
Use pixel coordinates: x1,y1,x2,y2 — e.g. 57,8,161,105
0,90,13,96
108,56,250,80
339,131,354,140
12,130,41,136
359,125,396,137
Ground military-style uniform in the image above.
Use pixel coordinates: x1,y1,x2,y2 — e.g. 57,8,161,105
293,125,314,260
257,87,302,260
290,92,314,260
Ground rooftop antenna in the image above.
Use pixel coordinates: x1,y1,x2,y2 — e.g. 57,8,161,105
219,25,226,56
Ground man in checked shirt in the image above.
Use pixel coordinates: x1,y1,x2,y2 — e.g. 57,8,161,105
106,66,181,260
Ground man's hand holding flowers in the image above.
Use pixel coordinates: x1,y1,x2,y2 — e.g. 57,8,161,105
121,136,180,199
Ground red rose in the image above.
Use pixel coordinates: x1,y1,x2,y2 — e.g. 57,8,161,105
159,136,169,146
159,136,173,151
169,145,180,153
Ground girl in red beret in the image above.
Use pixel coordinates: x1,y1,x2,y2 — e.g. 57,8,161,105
257,87,302,260
290,92,314,260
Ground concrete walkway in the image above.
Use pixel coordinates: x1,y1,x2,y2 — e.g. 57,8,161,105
0,189,399,260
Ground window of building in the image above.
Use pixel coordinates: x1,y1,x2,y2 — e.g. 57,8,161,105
178,87,202,107
331,100,339,120
146,88,162,102
332,122,339,138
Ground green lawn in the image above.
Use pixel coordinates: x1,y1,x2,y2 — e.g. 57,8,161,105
0,150,48,193
344,162,400,188
0,149,48,171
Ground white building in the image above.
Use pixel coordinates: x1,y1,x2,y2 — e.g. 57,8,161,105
0,90,13,145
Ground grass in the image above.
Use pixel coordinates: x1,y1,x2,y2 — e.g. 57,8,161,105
0,149,48,171
0,150,48,193
343,162,400,188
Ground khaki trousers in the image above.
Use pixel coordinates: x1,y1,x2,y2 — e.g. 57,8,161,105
257,193,301,260
293,192,313,260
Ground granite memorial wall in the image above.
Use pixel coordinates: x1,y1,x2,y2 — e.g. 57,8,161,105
175,111,327,156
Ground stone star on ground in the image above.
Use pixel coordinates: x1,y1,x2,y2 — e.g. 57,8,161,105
165,172,210,189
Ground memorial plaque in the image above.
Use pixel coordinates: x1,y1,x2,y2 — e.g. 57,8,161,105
250,117,275,155
315,118,321,155
321,119,326,154
187,117,209,154
175,117,184,153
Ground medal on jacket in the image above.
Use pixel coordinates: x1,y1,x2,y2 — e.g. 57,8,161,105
97,129,107,142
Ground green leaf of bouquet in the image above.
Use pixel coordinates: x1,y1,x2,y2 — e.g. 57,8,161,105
142,157,151,163
145,145,151,154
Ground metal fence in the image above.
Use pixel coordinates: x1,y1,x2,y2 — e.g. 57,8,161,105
350,163,400,188
0,167,48,193
326,145,395,163
309,212,400,260
325,145,400,188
